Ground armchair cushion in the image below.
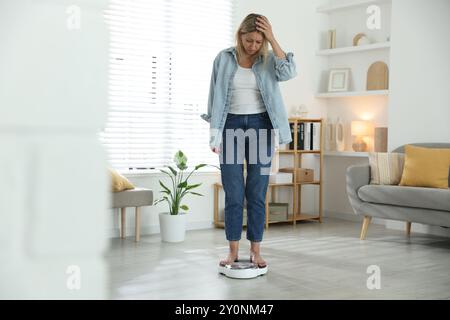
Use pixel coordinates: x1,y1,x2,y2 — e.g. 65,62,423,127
369,152,404,185
112,188,153,208
358,184,450,212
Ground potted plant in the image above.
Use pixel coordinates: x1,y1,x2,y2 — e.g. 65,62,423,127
153,150,207,242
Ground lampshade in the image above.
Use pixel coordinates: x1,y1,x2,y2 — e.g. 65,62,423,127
351,121,373,136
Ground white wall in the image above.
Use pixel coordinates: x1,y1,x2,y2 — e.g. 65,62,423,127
0,0,109,298
386,0,450,236
388,0,450,149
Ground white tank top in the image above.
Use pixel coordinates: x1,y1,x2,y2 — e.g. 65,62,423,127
229,65,266,114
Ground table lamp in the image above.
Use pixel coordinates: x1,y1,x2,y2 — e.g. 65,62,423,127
351,120,373,152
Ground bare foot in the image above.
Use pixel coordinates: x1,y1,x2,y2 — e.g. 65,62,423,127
219,253,239,266
250,252,267,268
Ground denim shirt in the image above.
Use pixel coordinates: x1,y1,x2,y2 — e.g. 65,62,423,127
200,46,297,149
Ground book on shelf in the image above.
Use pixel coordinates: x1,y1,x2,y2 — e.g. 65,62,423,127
298,122,305,150
289,123,295,150
288,121,321,151
312,122,320,150
304,122,310,150
302,122,321,151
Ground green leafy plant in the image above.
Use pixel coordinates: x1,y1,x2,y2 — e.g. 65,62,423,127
153,150,209,215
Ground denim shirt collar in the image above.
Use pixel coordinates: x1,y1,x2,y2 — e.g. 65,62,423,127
225,46,262,65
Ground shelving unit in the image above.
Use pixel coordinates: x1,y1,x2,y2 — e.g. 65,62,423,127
316,0,391,153
213,118,323,229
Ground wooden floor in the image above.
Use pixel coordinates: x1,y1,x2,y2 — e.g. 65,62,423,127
106,218,450,300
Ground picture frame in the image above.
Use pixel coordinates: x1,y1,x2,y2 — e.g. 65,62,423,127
328,68,350,92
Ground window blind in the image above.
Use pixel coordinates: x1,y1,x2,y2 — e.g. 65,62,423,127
101,0,234,170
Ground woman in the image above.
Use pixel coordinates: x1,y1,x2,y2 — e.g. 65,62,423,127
201,13,297,268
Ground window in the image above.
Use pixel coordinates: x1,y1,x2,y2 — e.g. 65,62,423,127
101,0,234,170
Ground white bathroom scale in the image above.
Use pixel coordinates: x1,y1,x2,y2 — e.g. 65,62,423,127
218,259,268,279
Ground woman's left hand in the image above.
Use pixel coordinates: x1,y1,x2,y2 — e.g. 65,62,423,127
255,16,275,43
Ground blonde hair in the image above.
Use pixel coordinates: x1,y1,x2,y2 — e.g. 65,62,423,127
235,13,269,67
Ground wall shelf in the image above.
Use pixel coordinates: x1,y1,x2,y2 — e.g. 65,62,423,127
315,90,389,98
316,41,390,56
316,0,391,14
324,151,369,157
278,149,321,154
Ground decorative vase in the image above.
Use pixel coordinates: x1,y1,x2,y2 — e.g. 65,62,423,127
325,118,336,151
335,117,345,152
159,212,187,243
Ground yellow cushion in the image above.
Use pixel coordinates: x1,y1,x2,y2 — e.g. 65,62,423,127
108,168,135,192
399,145,450,189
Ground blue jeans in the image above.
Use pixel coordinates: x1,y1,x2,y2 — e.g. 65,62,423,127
219,111,274,242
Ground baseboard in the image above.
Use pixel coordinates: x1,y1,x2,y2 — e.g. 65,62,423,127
324,210,450,238
324,210,385,226
107,220,214,239
385,220,450,238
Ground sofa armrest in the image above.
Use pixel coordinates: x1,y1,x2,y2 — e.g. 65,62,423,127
346,164,370,215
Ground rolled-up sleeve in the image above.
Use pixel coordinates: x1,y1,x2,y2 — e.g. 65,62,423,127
274,52,297,82
200,55,219,123
200,66,213,123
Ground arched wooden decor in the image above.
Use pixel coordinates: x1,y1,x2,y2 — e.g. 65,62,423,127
367,61,389,90
353,33,365,46
353,33,369,46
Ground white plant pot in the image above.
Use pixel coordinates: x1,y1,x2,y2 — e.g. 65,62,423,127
159,212,187,243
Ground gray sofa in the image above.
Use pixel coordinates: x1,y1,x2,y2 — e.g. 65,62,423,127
346,143,450,239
